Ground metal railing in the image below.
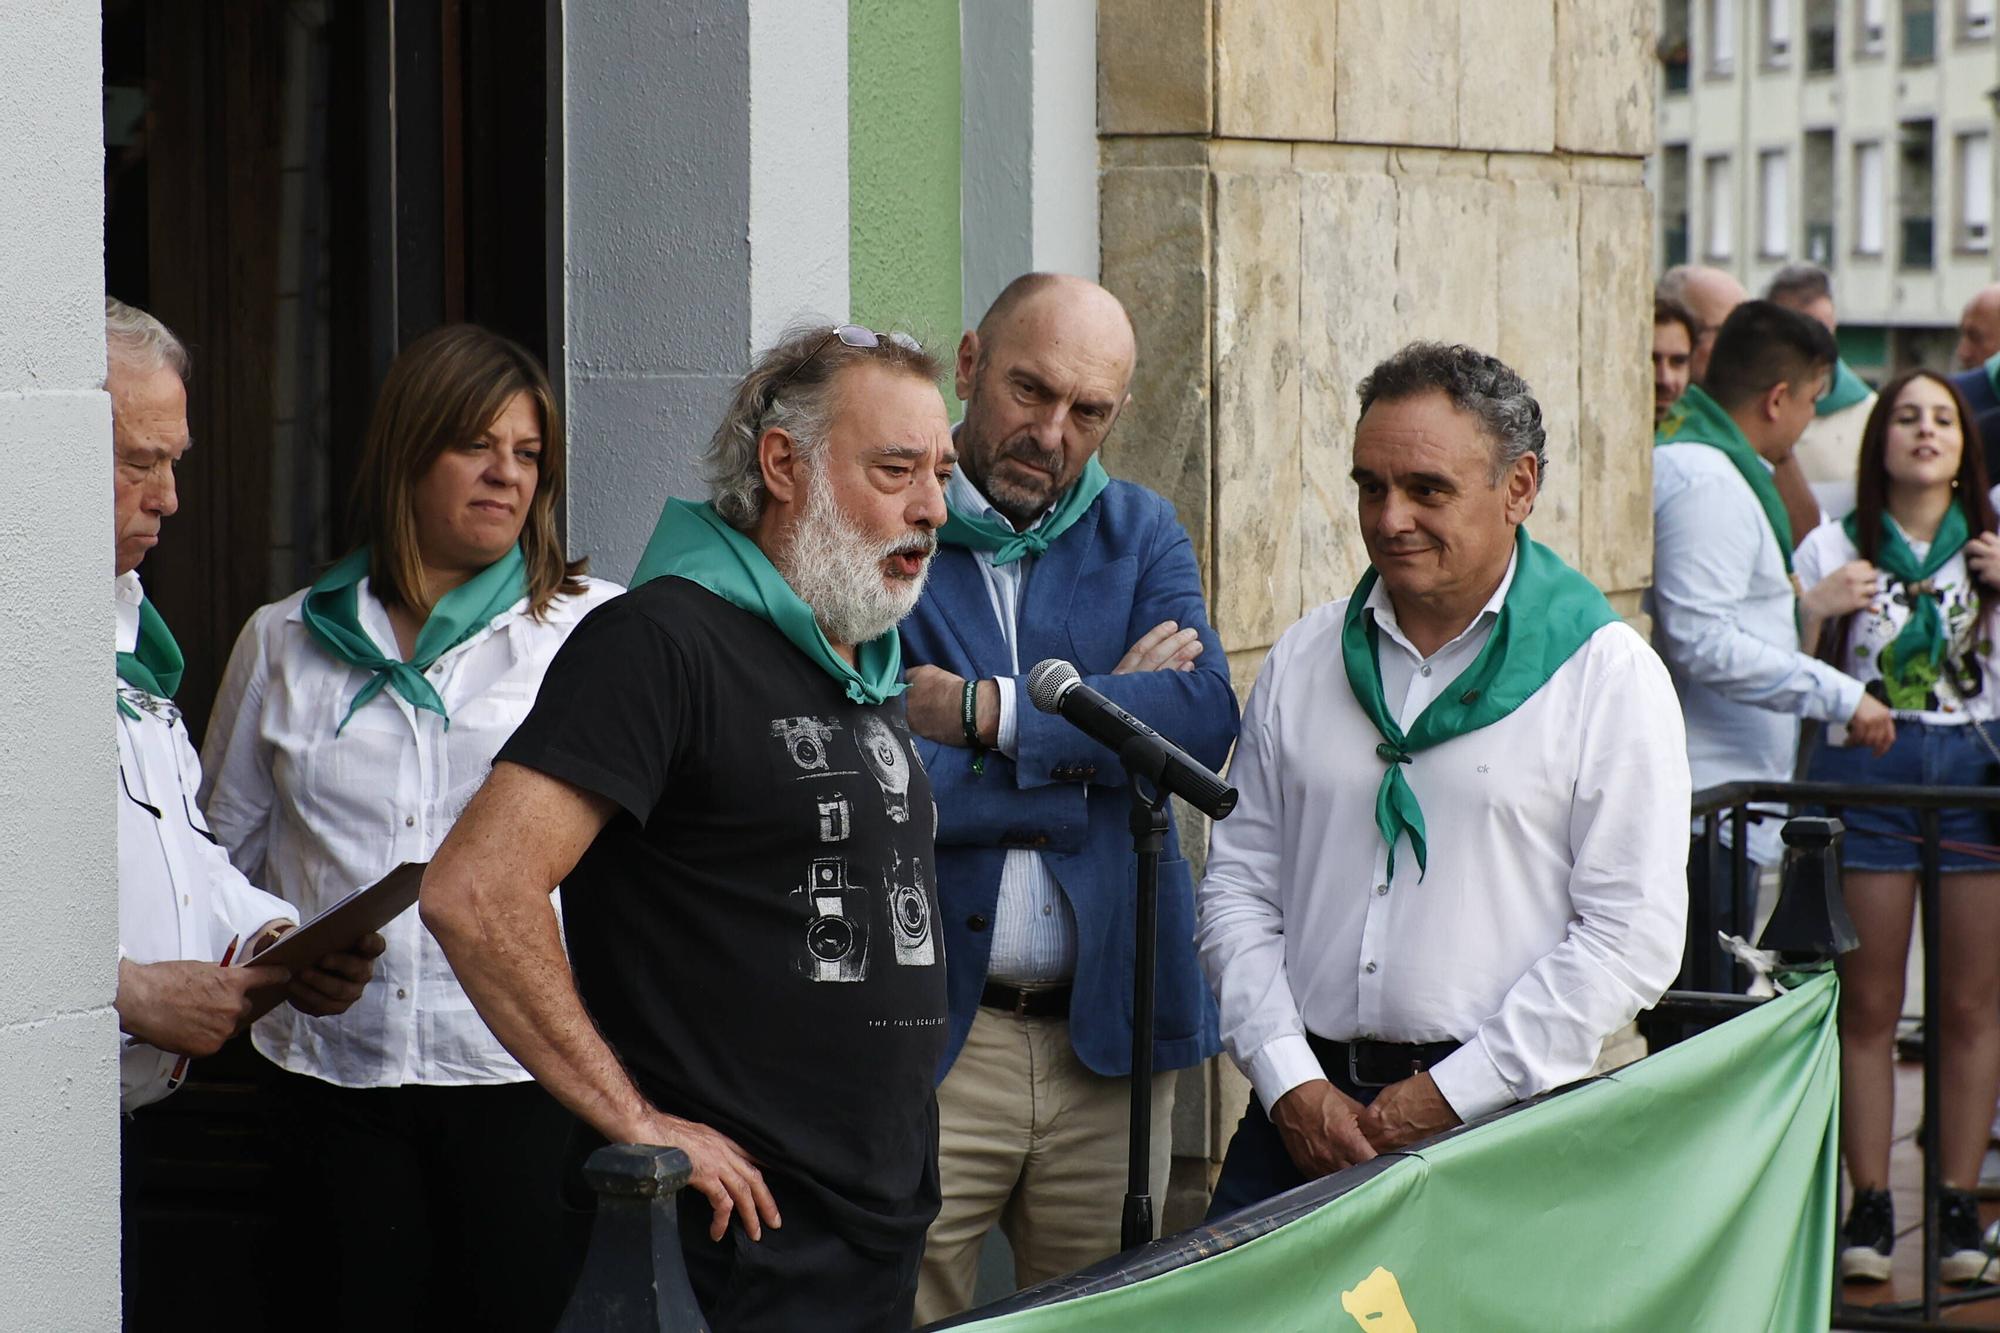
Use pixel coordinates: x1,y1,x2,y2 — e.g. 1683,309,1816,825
1688,780,2000,1332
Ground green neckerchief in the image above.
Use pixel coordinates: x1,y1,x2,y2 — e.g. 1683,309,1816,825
1656,383,1795,572
1816,359,1872,417
938,456,1110,565
1985,349,2000,404
301,544,528,733
1341,526,1615,882
630,499,906,705
1841,503,1972,706
116,596,185,720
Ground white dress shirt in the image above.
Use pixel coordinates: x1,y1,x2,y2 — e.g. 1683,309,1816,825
946,466,1079,983
200,574,621,1088
118,572,298,1112
1649,442,1864,864
1196,555,1691,1122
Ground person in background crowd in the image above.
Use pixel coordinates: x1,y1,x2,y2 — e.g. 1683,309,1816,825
1196,342,1688,1216
420,323,954,1332
1955,285,2000,373
1793,371,2000,1286
201,325,619,1332
1950,285,2000,488
1659,266,1821,548
108,297,380,1322
1766,264,1875,518
1654,297,1696,426
1650,301,1892,990
897,273,1237,1320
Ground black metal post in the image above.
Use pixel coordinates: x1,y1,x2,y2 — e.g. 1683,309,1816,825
553,1144,708,1333
1729,804,1752,977
1920,807,1943,1324
1122,781,1171,1254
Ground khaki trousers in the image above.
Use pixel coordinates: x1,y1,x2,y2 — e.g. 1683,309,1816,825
913,1004,1175,1324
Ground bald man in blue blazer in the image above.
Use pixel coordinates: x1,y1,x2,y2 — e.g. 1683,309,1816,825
898,273,1238,1320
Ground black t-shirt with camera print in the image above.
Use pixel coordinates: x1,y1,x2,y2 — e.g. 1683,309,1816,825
497,577,946,1253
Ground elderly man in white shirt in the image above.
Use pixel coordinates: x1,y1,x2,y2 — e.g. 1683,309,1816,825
109,297,380,1114
1197,342,1691,1217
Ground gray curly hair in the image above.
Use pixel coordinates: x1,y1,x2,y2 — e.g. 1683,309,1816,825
704,320,942,530
1356,341,1546,484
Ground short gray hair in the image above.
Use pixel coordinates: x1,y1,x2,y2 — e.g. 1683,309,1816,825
703,320,941,529
1765,262,1833,308
1356,341,1546,483
105,297,190,382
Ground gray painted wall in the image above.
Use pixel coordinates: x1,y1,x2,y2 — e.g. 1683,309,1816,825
0,2,121,1326
558,0,754,584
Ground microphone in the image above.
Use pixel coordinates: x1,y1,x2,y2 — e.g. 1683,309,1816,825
1026,659,1237,819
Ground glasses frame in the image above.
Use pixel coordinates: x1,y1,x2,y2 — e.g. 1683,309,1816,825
766,323,923,410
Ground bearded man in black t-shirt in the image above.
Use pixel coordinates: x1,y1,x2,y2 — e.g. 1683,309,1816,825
420,324,957,1332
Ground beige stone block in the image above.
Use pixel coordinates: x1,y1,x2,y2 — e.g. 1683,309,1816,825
1210,1055,1254,1164
1212,169,1303,653
1578,183,1656,595
1497,173,1582,565
1215,0,1337,142
1101,137,1212,170
1100,166,1214,584
1227,646,1271,711
1460,2,1556,153
1292,142,1392,175
1555,0,1655,157
1391,146,1488,179
1336,0,1458,149
1393,172,1500,352
1099,0,1212,135
1299,168,1399,608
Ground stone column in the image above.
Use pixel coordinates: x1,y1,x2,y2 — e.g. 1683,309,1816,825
1095,0,1660,1197
0,3,121,1326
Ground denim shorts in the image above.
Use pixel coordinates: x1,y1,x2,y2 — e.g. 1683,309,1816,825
1806,720,2000,873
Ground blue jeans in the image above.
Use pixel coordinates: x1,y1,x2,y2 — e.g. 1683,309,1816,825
1807,721,2000,872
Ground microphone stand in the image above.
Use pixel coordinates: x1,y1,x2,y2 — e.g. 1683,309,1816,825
1119,736,1174,1254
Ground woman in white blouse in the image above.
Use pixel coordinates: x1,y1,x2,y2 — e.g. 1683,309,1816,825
1796,369,2000,1287
201,325,620,1331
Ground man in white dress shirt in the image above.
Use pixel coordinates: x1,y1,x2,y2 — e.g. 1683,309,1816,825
109,297,379,1114
1197,342,1691,1216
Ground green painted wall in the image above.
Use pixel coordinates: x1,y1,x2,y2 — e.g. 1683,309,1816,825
849,0,962,365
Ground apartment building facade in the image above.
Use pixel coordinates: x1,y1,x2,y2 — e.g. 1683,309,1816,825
1657,0,2000,374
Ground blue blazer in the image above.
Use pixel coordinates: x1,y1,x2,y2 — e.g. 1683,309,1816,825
901,479,1239,1080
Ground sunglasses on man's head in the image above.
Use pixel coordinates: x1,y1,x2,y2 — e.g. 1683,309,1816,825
769,324,924,406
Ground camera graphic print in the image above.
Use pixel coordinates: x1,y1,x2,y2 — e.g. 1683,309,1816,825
773,710,938,985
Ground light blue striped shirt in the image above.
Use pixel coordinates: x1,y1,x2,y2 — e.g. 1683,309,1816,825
947,467,1080,983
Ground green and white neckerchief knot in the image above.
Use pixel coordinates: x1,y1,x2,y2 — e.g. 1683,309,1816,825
1843,503,1972,708
937,456,1110,565
117,597,186,719
1656,383,1795,573
631,499,907,705
301,544,528,733
1341,527,1616,882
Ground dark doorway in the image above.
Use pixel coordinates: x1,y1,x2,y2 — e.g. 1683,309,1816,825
106,3,550,1327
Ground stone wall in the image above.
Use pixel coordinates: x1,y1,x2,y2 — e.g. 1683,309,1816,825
1094,0,1659,1179
0,3,120,1326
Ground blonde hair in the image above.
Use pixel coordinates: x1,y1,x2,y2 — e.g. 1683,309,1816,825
348,324,585,617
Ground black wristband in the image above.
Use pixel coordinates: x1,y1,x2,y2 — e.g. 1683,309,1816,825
961,677,985,749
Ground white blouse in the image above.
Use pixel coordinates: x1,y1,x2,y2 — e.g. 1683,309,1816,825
200,573,621,1088
1796,517,1998,726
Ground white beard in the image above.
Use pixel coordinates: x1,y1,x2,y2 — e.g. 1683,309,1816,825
778,460,935,646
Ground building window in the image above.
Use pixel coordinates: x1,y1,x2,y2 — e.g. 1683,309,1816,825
1710,0,1739,71
1855,140,1886,254
1705,154,1736,259
1857,0,1888,52
1664,0,1693,90
1807,0,1840,68
1764,0,1794,61
1904,0,1938,60
1759,149,1792,256
1957,131,1992,252
1663,145,1692,265
1900,119,1935,268
1964,0,1997,39
1804,130,1837,261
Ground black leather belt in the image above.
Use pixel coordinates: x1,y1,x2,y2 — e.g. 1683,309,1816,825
1307,1034,1462,1090
980,981,1073,1019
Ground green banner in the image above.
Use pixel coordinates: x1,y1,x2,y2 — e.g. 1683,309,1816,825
961,974,1839,1332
